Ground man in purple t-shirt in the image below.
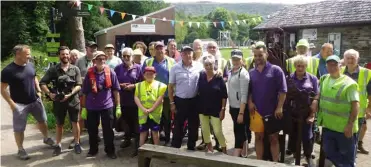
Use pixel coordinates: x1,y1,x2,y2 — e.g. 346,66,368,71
80,51,121,159
248,43,287,162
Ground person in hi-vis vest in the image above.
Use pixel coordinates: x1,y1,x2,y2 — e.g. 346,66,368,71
341,49,371,155
286,39,319,75
134,66,167,148
316,55,359,166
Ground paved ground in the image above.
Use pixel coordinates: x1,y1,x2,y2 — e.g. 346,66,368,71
1,98,370,167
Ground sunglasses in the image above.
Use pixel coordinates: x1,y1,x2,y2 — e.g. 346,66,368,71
95,58,106,61
208,46,216,49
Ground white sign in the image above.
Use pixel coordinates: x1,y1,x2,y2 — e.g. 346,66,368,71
302,29,317,40
131,24,155,33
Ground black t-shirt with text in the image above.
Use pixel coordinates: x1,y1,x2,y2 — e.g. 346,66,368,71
1,62,38,104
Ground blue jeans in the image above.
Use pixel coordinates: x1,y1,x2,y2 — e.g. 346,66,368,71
323,128,357,167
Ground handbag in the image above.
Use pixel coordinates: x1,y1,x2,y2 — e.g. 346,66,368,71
263,114,284,135
250,111,264,133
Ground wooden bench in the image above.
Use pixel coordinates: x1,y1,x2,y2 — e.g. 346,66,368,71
138,144,298,167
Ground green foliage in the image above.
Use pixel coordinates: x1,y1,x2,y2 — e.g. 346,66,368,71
207,7,238,40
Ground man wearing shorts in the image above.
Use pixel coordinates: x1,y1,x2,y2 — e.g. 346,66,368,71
40,46,82,156
1,44,55,160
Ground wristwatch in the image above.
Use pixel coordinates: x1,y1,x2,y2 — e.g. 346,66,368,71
170,102,175,105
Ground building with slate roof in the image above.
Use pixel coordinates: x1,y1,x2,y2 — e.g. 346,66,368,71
254,0,371,62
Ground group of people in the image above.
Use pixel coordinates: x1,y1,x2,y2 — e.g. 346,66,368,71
1,38,369,167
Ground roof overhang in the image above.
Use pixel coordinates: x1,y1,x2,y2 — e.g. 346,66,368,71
253,21,371,31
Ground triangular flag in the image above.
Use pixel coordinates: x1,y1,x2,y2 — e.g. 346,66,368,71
196,22,200,28
220,21,225,28
99,7,105,15
242,20,246,24
110,10,115,17
162,17,167,21
121,13,126,19
171,20,175,27
188,22,192,28
179,21,184,27
213,22,217,27
151,18,156,24
88,4,93,11
204,22,209,27
236,20,240,25
132,15,136,20
228,21,232,26
142,16,147,23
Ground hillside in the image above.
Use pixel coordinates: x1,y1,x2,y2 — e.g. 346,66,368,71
173,2,288,17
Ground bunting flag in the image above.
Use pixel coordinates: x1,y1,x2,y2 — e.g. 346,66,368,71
110,10,115,17
142,16,147,23
76,0,81,7
171,20,175,27
87,4,93,11
81,2,264,28
99,7,105,15
121,13,126,19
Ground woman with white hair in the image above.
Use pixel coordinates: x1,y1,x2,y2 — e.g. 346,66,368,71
285,55,318,166
70,49,81,65
114,47,143,156
342,49,370,155
197,54,228,153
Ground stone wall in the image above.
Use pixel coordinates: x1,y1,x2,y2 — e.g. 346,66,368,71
298,25,371,63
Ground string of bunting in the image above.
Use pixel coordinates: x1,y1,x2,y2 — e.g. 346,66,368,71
81,2,263,28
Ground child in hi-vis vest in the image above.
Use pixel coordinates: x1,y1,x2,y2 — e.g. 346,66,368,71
134,66,167,148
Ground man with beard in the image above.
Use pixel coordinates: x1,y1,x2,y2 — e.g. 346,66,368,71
40,46,83,156
1,45,55,160
76,41,97,78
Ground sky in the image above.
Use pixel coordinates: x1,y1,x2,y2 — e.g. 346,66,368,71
164,0,326,4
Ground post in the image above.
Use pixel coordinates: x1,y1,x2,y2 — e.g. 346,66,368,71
295,119,303,165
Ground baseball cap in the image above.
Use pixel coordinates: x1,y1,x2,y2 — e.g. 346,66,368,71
92,51,106,59
326,55,340,63
296,39,310,48
231,49,243,59
104,44,114,49
133,49,143,56
181,46,193,52
309,43,316,49
155,41,165,48
144,66,156,73
86,41,98,48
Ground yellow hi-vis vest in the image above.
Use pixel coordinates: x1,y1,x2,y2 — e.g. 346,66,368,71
145,56,175,71
136,81,167,125
341,66,371,118
318,74,359,133
286,56,319,75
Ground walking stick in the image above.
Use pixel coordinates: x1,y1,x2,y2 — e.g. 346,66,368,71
318,133,325,167
295,118,303,166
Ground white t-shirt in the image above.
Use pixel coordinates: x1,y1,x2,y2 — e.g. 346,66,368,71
106,56,122,69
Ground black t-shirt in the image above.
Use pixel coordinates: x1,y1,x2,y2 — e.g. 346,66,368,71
197,71,228,117
1,62,38,104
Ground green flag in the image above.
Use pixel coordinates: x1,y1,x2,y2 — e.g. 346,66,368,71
88,4,93,11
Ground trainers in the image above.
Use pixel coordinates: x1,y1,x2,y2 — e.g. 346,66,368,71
17,149,30,160
196,143,206,150
107,153,117,159
43,138,55,147
120,139,131,148
74,143,82,154
53,145,62,156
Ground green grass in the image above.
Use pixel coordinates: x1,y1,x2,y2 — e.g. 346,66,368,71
219,47,252,60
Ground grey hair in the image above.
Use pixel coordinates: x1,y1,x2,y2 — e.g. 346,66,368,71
121,47,134,56
12,44,30,55
321,43,333,50
202,54,216,65
343,49,359,60
293,55,308,66
70,49,82,58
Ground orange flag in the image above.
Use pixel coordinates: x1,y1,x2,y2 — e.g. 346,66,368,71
121,13,126,20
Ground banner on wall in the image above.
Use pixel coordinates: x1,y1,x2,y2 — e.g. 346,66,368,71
302,29,317,40
131,24,156,33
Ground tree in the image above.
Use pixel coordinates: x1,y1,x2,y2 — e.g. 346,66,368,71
68,1,85,52
184,31,199,44
207,7,238,40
